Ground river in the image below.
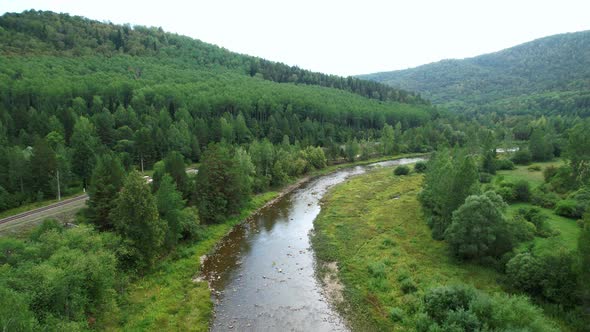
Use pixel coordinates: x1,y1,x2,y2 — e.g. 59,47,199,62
201,157,424,331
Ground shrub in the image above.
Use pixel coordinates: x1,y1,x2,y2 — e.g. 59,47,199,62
479,172,493,183
539,251,578,305
531,187,559,209
549,165,576,193
543,165,558,182
400,277,417,294
446,192,514,260
417,284,559,332
495,158,515,170
389,307,404,322
367,262,386,278
513,180,531,202
506,252,544,294
423,285,476,323
496,186,515,203
516,207,555,237
394,165,410,175
509,215,536,242
506,251,578,305
555,199,584,218
511,149,532,165
414,161,427,173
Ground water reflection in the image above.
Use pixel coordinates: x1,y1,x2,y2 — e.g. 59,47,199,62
201,157,424,331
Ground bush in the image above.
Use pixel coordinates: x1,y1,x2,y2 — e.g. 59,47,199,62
479,172,493,183
507,251,578,306
414,161,427,173
496,186,515,203
389,307,404,322
531,186,559,209
516,207,555,237
417,284,559,332
511,149,532,165
506,252,544,294
495,158,515,170
446,192,514,260
543,165,558,182
509,215,536,242
513,180,531,202
555,199,584,218
393,165,410,175
400,277,417,294
549,165,576,193
367,262,386,278
423,285,476,323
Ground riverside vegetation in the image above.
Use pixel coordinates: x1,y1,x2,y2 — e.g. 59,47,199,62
313,137,590,331
1,9,590,331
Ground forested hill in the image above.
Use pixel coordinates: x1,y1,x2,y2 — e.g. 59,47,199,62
0,10,426,105
0,10,437,211
360,31,590,115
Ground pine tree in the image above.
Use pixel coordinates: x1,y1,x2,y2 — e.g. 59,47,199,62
87,153,125,230
30,138,57,198
111,171,165,270
196,144,250,223
381,124,395,156
71,117,98,188
529,128,553,161
155,174,185,249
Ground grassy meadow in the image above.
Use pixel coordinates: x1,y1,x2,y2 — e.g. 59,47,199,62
312,161,576,331
312,168,506,331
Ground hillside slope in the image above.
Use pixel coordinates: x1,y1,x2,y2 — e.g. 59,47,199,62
0,10,435,211
0,10,426,105
0,10,434,160
361,31,590,115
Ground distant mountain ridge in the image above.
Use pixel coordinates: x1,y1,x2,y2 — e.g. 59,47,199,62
360,31,590,115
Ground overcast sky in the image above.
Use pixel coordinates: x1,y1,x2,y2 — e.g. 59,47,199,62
2,0,590,76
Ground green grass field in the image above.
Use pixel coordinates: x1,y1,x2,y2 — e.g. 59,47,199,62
495,160,563,187
495,159,580,254
508,203,580,254
313,168,510,331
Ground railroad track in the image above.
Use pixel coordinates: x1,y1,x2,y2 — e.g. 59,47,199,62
0,194,88,225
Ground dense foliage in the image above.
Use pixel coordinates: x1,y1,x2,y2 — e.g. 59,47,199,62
0,11,426,105
0,221,122,330
0,10,439,212
417,284,558,331
361,30,590,115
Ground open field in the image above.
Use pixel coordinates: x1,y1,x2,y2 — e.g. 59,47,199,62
494,159,581,254
312,168,510,331
507,203,581,254
495,160,563,187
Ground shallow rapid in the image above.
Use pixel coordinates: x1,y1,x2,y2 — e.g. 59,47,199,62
201,158,424,331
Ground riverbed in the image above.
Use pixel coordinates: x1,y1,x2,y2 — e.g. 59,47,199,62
201,157,424,331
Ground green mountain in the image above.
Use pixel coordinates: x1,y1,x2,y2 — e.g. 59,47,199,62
0,10,432,152
0,10,437,209
360,31,590,115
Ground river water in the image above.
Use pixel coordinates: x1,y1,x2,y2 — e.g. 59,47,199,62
201,157,424,331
